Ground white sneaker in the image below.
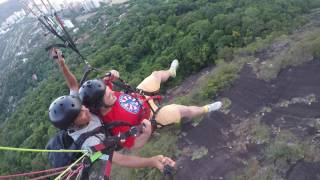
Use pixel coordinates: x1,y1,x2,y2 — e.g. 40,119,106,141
204,101,222,112
169,59,179,77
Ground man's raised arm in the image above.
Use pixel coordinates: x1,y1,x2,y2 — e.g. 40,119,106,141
52,48,79,92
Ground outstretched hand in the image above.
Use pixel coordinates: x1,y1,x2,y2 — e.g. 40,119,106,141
103,69,120,82
151,155,176,172
109,70,120,80
51,48,65,67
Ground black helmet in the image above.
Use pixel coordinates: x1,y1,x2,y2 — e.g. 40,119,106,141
49,95,82,130
79,79,106,112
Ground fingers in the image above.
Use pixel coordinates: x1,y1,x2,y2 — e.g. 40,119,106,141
154,155,175,172
153,155,164,171
110,70,120,79
160,157,176,167
50,48,58,58
157,155,164,160
165,157,176,167
56,49,63,58
104,70,119,82
50,48,64,64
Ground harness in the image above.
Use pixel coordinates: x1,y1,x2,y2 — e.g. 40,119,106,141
78,126,139,180
132,92,165,130
46,120,141,179
100,76,171,131
112,79,173,130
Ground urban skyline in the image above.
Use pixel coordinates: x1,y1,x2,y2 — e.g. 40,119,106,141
0,0,111,34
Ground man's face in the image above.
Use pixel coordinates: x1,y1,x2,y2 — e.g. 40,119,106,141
74,105,91,126
103,86,117,107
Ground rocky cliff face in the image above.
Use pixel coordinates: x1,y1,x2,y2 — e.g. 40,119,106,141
175,12,320,180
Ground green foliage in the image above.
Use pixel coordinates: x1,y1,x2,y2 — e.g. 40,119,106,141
231,159,282,180
262,131,304,177
253,28,320,80
201,60,242,101
250,121,270,144
264,131,304,165
191,146,208,161
174,57,247,109
0,76,67,174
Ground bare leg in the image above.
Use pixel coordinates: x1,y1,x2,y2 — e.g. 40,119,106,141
177,105,206,118
150,70,172,84
137,60,179,92
147,59,179,85
155,104,206,125
179,101,223,118
155,101,222,125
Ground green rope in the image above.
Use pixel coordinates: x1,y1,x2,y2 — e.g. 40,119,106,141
0,146,87,153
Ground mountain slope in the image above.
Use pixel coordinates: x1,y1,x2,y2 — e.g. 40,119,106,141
175,10,320,180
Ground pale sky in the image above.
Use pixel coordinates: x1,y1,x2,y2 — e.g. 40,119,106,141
0,0,8,5
0,0,83,5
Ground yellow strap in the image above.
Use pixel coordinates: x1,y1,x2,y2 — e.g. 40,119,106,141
0,146,87,153
54,152,89,180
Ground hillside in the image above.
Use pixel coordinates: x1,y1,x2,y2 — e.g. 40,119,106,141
0,18,53,122
109,7,320,180
173,10,320,180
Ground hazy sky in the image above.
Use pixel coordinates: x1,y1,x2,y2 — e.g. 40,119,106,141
0,0,84,6
0,0,8,5
0,0,83,23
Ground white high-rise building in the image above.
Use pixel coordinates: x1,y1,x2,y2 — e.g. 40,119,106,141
81,0,104,12
63,19,75,29
92,0,101,7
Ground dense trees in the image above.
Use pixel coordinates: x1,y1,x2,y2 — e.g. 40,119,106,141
1,0,320,175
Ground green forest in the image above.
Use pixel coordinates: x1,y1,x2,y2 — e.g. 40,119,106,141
1,0,320,178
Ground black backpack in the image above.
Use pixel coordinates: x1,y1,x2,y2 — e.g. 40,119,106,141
46,121,133,168
46,128,102,168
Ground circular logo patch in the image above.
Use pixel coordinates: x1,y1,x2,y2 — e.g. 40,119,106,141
119,94,141,114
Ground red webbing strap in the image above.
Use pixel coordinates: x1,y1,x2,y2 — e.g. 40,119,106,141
144,95,163,103
65,164,84,180
93,144,106,152
89,143,113,180
29,171,63,180
0,165,69,179
104,159,112,180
